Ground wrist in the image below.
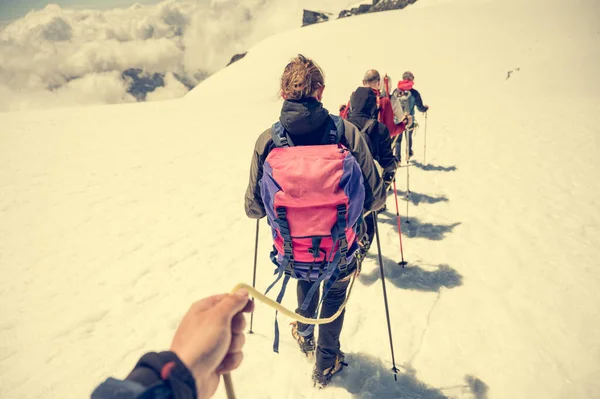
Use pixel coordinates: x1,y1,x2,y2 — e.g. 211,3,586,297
128,351,198,399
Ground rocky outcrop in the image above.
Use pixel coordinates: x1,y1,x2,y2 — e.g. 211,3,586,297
338,4,371,19
302,10,329,27
227,52,248,66
338,0,417,19
370,0,417,12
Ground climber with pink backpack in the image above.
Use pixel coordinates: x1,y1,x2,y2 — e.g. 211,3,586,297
244,55,385,388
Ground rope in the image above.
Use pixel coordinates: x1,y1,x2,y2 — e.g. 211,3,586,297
223,270,358,398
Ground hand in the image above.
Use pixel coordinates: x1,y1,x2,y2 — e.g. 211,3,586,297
424,105,429,112
383,170,395,183
170,289,254,399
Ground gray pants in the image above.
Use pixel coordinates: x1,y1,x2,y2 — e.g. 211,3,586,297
296,272,353,371
394,126,415,160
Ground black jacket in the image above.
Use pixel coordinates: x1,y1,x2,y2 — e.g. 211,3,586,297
347,87,396,173
91,351,197,399
244,97,385,218
410,88,428,114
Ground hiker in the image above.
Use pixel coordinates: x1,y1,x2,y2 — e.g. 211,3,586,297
244,54,385,388
91,289,254,399
392,71,429,160
340,71,399,131
346,86,396,254
341,69,405,160
362,69,400,138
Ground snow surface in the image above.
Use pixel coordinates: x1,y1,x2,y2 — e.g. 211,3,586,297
1,0,600,398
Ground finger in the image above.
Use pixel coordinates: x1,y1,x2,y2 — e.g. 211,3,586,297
214,289,251,322
192,289,254,314
228,333,245,354
243,298,255,313
231,312,246,334
217,352,244,374
190,294,228,313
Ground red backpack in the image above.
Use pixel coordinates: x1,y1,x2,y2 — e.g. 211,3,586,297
260,115,365,352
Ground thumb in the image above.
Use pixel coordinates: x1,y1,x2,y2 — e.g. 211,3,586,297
214,289,250,322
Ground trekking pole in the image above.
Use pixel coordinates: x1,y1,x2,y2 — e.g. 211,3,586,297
423,111,428,163
392,179,407,267
249,218,259,334
372,212,400,380
391,134,399,171
405,128,411,224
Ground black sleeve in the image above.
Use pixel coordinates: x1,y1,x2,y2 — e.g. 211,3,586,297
411,89,428,113
244,129,273,219
376,123,397,173
126,351,197,398
341,121,386,211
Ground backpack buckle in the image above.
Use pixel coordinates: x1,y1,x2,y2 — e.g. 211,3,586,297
284,262,294,276
336,204,347,216
338,258,348,273
339,240,348,255
340,240,348,251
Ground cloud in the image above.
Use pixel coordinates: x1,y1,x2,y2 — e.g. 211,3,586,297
145,72,188,102
0,0,359,112
0,71,136,112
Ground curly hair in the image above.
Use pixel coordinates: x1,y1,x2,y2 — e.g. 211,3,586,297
280,54,325,100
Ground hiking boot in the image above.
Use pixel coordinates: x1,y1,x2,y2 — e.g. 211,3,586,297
312,351,347,388
290,322,315,360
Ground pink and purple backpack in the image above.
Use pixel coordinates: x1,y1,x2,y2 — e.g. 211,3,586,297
260,115,365,351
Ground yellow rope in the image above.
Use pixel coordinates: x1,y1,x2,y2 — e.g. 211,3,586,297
223,270,358,399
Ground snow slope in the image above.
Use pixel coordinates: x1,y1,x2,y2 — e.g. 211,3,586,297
1,0,600,398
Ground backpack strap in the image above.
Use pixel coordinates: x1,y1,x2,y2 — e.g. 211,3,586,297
299,204,349,312
273,117,344,147
332,115,345,142
271,122,295,148
361,119,377,135
271,273,292,353
264,207,294,297
294,204,350,339
307,237,323,280
265,206,296,353
320,115,345,145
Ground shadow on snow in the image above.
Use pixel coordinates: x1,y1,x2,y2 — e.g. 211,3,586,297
392,189,449,206
330,353,488,399
359,256,463,293
411,161,457,172
378,213,461,241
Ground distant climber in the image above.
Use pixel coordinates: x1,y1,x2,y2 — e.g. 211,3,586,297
390,71,429,161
